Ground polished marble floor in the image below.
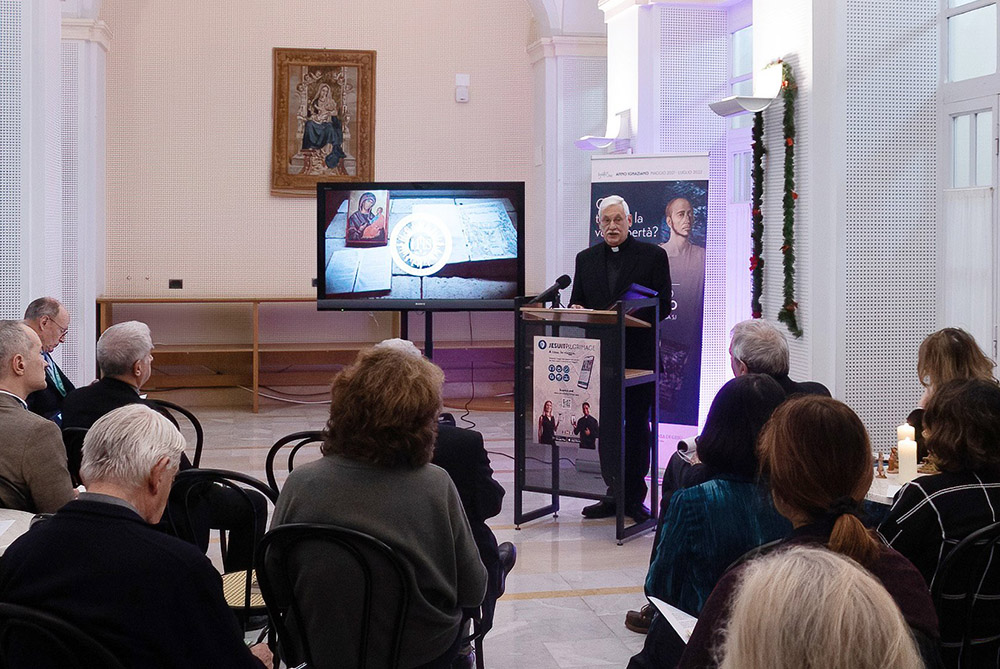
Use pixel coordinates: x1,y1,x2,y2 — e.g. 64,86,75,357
172,395,655,668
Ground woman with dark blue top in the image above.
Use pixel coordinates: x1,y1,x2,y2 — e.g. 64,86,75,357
627,374,791,669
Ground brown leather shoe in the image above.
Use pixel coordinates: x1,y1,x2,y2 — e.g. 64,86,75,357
624,602,654,634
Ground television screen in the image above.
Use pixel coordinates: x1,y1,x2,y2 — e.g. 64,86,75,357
317,182,524,310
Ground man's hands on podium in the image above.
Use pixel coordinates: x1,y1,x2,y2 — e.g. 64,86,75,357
569,304,586,310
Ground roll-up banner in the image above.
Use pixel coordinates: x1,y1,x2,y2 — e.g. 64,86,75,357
590,154,709,428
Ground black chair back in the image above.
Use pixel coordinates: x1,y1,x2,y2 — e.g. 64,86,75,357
931,520,1000,667
0,602,125,669
167,469,277,624
149,400,204,468
257,523,411,669
0,475,28,511
264,431,323,494
60,427,89,486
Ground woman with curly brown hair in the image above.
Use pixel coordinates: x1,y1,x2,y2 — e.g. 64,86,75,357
880,378,1000,666
271,339,487,669
679,395,939,668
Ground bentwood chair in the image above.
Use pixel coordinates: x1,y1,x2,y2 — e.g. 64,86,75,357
0,603,126,669
167,469,278,631
931,520,1000,668
264,431,323,494
257,523,412,669
149,399,204,468
60,427,89,486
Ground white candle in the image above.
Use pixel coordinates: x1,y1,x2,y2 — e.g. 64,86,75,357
897,424,915,442
898,438,918,483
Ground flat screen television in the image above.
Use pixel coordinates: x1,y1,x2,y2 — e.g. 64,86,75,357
317,181,524,311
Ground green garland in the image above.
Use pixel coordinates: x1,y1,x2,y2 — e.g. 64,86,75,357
748,61,802,337
776,62,802,338
750,111,765,319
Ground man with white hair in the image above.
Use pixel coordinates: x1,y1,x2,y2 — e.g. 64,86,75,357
0,320,75,512
22,297,75,423
728,319,829,396
569,195,672,523
0,405,271,667
62,320,266,573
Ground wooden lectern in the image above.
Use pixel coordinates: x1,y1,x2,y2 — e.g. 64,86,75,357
514,297,660,543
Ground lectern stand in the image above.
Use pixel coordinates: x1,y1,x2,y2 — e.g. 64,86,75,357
513,297,660,543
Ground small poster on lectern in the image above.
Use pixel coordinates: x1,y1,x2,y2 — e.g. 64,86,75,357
590,154,709,427
532,336,601,453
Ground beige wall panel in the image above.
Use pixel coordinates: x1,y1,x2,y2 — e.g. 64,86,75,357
101,0,535,299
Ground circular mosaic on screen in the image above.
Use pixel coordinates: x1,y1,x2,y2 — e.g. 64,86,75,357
389,212,453,277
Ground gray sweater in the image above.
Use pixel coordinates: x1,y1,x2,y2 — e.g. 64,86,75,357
271,454,487,666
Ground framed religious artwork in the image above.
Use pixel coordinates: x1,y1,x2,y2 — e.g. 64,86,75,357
271,48,376,196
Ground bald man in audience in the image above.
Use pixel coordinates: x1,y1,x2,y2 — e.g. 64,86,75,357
0,405,271,668
23,297,75,424
0,320,75,512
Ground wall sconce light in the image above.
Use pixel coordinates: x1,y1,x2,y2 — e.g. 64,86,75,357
575,109,632,150
708,61,784,118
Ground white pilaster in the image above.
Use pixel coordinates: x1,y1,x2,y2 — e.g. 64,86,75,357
60,6,109,384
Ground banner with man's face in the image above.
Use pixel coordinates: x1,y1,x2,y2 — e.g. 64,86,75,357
590,154,709,427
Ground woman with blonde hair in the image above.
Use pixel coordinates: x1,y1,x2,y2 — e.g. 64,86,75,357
271,339,487,669
718,546,922,669
909,327,996,459
678,395,939,668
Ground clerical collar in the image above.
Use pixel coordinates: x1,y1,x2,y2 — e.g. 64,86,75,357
606,234,632,254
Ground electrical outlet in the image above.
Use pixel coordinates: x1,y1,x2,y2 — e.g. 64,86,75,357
311,278,317,287
168,279,183,289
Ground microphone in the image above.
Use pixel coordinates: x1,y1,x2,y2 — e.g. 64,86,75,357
532,275,571,306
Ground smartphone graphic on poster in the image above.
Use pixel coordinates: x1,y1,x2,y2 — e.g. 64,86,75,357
578,355,594,389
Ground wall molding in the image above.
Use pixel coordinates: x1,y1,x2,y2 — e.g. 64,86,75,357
527,35,607,63
61,18,111,51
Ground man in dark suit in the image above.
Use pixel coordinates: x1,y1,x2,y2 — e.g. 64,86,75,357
23,297,75,424
62,320,265,573
569,195,671,523
432,424,515,634
573,402,599,450
0,404,270,668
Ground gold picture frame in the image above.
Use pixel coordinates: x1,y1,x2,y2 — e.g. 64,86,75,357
271,48,376,196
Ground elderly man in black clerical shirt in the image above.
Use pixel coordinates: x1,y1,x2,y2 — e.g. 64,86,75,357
0,404,271,668
569,195,671,523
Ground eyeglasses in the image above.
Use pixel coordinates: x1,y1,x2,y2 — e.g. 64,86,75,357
46,316,69,337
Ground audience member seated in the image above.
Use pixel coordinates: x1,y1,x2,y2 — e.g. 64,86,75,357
433,418,517,663
657,318,829,541
271,340,487,669
716,546,923,669
879,378,1000,665
61,320,265,573
0,320,75,512
0,404,271,668
680,395,940,668
907,327,996,461
22,297,75,424
626,374,791,667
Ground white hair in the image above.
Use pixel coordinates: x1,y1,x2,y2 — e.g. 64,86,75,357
596,195,631,220
730,319,789,375
0,321,33,377
373,338,422,358
718,547,921,669
97,321,153,376
80,404,186,489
